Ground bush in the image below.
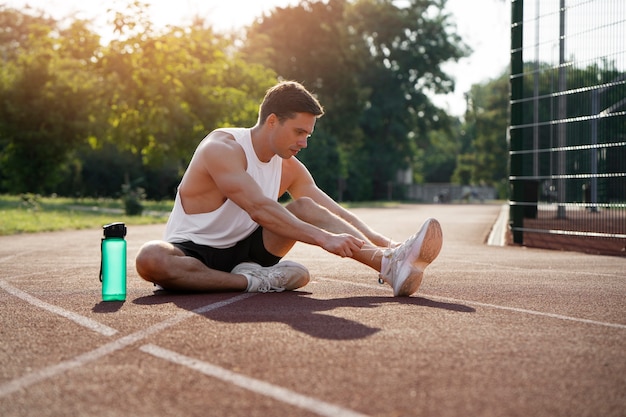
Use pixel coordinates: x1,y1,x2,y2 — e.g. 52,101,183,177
121,183,145,216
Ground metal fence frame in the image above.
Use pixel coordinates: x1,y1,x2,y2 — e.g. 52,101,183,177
509,0,626,256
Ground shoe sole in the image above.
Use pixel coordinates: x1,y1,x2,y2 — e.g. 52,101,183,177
394,218,443,296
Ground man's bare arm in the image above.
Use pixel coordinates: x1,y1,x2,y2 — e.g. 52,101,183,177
203,138,364,257
284,157,397,248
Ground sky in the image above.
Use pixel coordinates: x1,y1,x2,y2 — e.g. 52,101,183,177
3,0,511,117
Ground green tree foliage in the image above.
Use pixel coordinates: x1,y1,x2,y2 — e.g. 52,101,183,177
98,3,276,167
0,8,102,193
456,60,624,201
0,1,470,200
243,0,469,200
241,0,366,197
422,120,461,183
516,60,625,202
0,4,277,198
453,71,509,195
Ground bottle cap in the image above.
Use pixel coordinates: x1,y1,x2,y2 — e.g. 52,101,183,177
103,222,127,238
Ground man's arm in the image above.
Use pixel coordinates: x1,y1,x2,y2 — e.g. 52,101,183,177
284,157,397,248
202,135,364,257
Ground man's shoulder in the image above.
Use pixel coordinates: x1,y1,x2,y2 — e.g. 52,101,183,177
186,134,246,174
210,127,249,141
203,128,252,150
200,130,243,151
205,129,235,142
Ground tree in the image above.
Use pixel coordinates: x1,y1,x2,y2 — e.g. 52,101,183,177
0,1,471,200
241,0,367,197
456,59,625,203
423,119,461,183
0,3,279,198
98,6,277,173
453,71,509,194
0,7,102,193
243,0,469,200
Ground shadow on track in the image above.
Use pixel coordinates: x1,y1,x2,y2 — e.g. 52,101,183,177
132,291,474,340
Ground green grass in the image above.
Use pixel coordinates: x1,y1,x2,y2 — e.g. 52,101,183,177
0,194,172,236
0,194,452,236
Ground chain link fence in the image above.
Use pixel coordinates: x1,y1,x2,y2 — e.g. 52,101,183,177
509,0,626,256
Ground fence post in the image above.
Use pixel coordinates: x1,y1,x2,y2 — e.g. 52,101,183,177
509,0,525,244
556,0,567,219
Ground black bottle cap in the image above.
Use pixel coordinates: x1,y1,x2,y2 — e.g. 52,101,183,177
103,222,127,238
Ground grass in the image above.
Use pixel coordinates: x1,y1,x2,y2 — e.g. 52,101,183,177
0,194,172,236
0,194,455,236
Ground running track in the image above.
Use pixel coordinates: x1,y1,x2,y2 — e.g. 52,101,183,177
1,204,624,416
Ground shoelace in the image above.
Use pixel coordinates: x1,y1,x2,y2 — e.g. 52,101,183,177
378,239,397,285
254,270,287,293
378,248,394,285
378,231,420,285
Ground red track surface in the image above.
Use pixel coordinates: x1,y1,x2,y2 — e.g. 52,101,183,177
1,204,625,417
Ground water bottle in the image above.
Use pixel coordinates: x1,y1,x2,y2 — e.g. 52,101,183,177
100,222,127,301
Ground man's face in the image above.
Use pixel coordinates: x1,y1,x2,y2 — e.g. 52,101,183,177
270,112,316,159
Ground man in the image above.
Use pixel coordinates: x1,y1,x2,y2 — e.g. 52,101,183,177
136,81,443,296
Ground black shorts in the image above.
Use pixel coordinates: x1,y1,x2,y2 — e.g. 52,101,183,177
171,227,281,272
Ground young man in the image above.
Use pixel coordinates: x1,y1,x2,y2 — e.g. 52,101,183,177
136,81,443,296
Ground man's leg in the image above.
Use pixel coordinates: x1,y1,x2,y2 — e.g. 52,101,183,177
264,197,387,271
135,241,248,291
264,197,443,296
136,240,310,293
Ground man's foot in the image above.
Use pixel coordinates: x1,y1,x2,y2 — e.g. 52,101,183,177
379,218,443,297
232,261,310,293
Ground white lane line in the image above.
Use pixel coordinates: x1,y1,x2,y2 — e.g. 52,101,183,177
0,254,19,264
430,295,626,330
0,279,118,336
317,277,626,330
140,344,370,417
0,249,40,264
0,293,256,398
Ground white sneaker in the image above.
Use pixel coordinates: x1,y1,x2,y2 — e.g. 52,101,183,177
232,261,310,293
379,218,443,296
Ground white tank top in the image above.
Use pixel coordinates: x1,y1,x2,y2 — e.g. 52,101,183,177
164,128,282,248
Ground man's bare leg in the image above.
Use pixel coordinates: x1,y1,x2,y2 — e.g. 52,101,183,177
136,240,310,293
271,197,443,296
266,197,388,271
135,241,249,291
137,197,441,295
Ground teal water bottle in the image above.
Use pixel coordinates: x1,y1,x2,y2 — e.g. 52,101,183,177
100,222,127,301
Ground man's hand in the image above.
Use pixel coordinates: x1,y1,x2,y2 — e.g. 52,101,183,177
320,233,365,258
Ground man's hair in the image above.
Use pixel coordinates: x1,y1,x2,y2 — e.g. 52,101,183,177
258,81,324,124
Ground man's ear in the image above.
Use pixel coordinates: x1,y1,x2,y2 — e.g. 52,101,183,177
266,113,278,127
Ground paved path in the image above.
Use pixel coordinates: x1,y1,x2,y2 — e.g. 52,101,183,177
1,204,624,417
